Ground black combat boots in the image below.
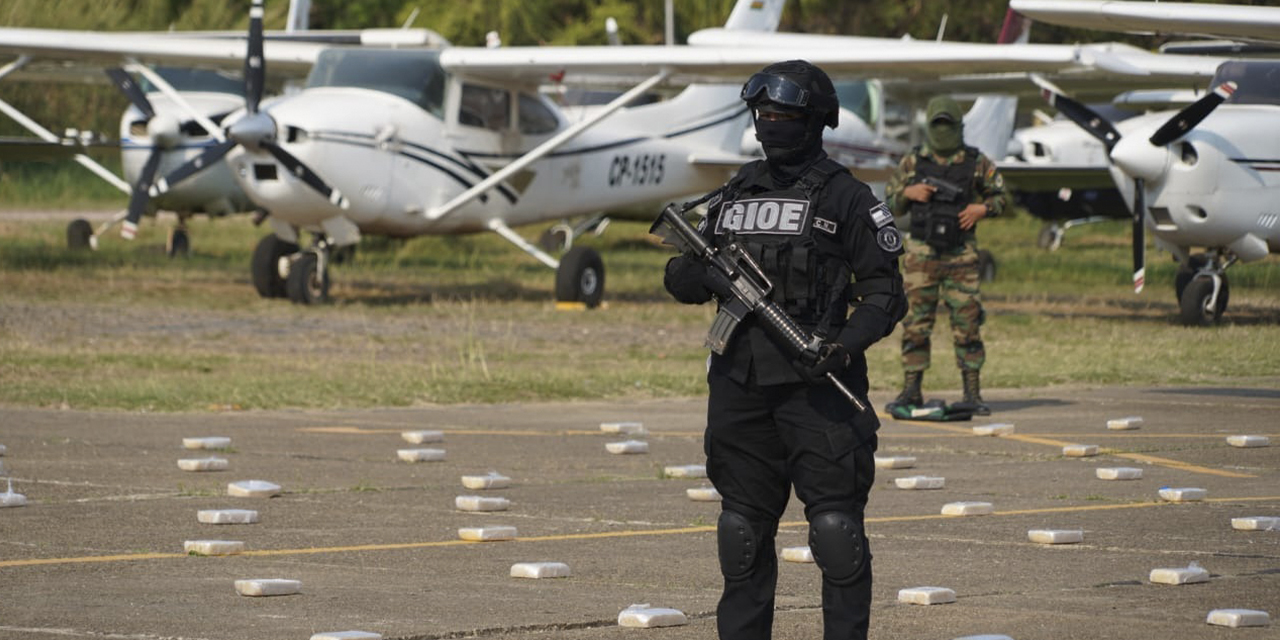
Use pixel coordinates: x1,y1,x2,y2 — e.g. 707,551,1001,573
954,368,991,416
894,370,923,407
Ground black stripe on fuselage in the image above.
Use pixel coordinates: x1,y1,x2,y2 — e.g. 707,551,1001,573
310,131,516,204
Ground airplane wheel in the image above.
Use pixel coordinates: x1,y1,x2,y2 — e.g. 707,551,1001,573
67,219,93,250
167,228,190,258
1178,275,1229,327
1037,224,1062,251
252,234,298,299
286,252,330,305
977,249,997,283
555,246,605,308
1174,254,1210,301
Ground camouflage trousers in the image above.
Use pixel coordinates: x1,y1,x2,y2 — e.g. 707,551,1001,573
900,237,985,373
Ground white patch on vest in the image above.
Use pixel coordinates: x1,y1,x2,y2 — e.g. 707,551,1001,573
869,202,893,228
714,198,811,235
813,217,837,234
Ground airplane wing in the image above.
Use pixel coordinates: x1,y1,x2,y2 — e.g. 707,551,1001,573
437,40,1214,87
0,28,329,79
1009,0,1280,45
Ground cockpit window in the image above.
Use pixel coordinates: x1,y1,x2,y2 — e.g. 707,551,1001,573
1211,61,1280,107
459,84,510,131
835,81,875,128
518,93,559,135
306,49,446,117
143,67,245,96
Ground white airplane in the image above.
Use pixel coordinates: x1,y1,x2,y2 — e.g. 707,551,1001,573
1014,0,1280,325
0,0,1204,307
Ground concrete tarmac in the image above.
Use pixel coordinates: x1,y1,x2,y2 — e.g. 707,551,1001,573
1,381,1277,640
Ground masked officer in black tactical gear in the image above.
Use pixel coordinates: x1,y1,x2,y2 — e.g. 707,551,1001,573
662,60,907,640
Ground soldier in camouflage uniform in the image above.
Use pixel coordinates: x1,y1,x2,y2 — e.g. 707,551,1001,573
883,96,1007,415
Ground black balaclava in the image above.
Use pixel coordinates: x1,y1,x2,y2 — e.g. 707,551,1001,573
746,60,838,185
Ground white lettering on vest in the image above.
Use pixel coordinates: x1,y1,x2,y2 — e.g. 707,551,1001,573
714,198,810,235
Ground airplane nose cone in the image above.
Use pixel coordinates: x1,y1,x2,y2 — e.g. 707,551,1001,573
1110,136,1169,182
227,112,277,151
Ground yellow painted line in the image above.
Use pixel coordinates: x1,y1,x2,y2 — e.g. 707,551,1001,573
7,496,1276,570
886,416,1258,478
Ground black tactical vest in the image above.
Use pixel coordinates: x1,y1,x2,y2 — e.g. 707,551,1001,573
908,146,978,251
712,159,853,329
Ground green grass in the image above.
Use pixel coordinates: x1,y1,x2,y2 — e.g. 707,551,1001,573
0,203,1277,412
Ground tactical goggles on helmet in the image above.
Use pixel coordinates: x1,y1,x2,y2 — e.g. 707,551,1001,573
740,73,835,111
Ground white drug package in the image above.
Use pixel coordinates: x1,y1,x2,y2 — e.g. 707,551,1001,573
605,440,648,454
177,457,228,472
781,546,814,563
664,464,707,478
227,480,281,498
874,456,917,469
398,448,445,462
455,495,510,512
942,501,994,516
1226,435,1270,448
311,632,382,640
1106,416,1143,430
401,430,444,444
234,578,301,596
1206,609,1270,628
1062,444,1099,457
1159,487,1207,502
184,540,244,556
458,525,517,541
461,472,511,490
197,509,259,524
1150,564,1210,585
972,423,1014,436
1027,529,1083,544
898,587,956,605
510,562,571,579
183,436,230,450
687,486,721,501
1231,516,1280,531
600,421,646,435
1096,467,1143,481
895,476,945,490
617,604,688,628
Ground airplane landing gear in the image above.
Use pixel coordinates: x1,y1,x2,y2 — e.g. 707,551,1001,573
978,249,997,283
166,225,190,258
555,246,605,308
251,234,299,298
67,219,94,250
286,249,330,305
1176,252,1233,326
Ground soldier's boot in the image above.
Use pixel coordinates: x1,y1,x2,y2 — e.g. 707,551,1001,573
893,371,924,407
953,369,991,416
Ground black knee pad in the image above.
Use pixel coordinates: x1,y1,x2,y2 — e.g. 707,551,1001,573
717,510,761,580
808,511,867,584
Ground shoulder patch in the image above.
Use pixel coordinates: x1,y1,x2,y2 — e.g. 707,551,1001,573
869,202,893,228
876,226,903,253
813,217,837,234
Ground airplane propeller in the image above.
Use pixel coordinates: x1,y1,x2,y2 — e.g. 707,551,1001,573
104,67,188,239
1038,81,1237,293
148,0,348,212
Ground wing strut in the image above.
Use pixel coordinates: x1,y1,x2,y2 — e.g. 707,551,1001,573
0,56,131,194
125,61,227,144
488,219,559,269
425,68,671,221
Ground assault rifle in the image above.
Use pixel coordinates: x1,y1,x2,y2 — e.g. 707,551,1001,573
650,201,868,412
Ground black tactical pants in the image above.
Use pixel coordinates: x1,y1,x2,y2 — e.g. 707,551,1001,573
705,369,879,640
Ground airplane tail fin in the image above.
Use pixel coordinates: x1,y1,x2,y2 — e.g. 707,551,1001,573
963,7,1029,160
723,0,786,32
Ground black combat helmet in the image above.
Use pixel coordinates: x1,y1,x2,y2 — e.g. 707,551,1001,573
740,59,839,129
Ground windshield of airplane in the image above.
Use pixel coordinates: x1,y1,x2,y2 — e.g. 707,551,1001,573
1211,61,1280,107
835,81,876,129
306,48,446,117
